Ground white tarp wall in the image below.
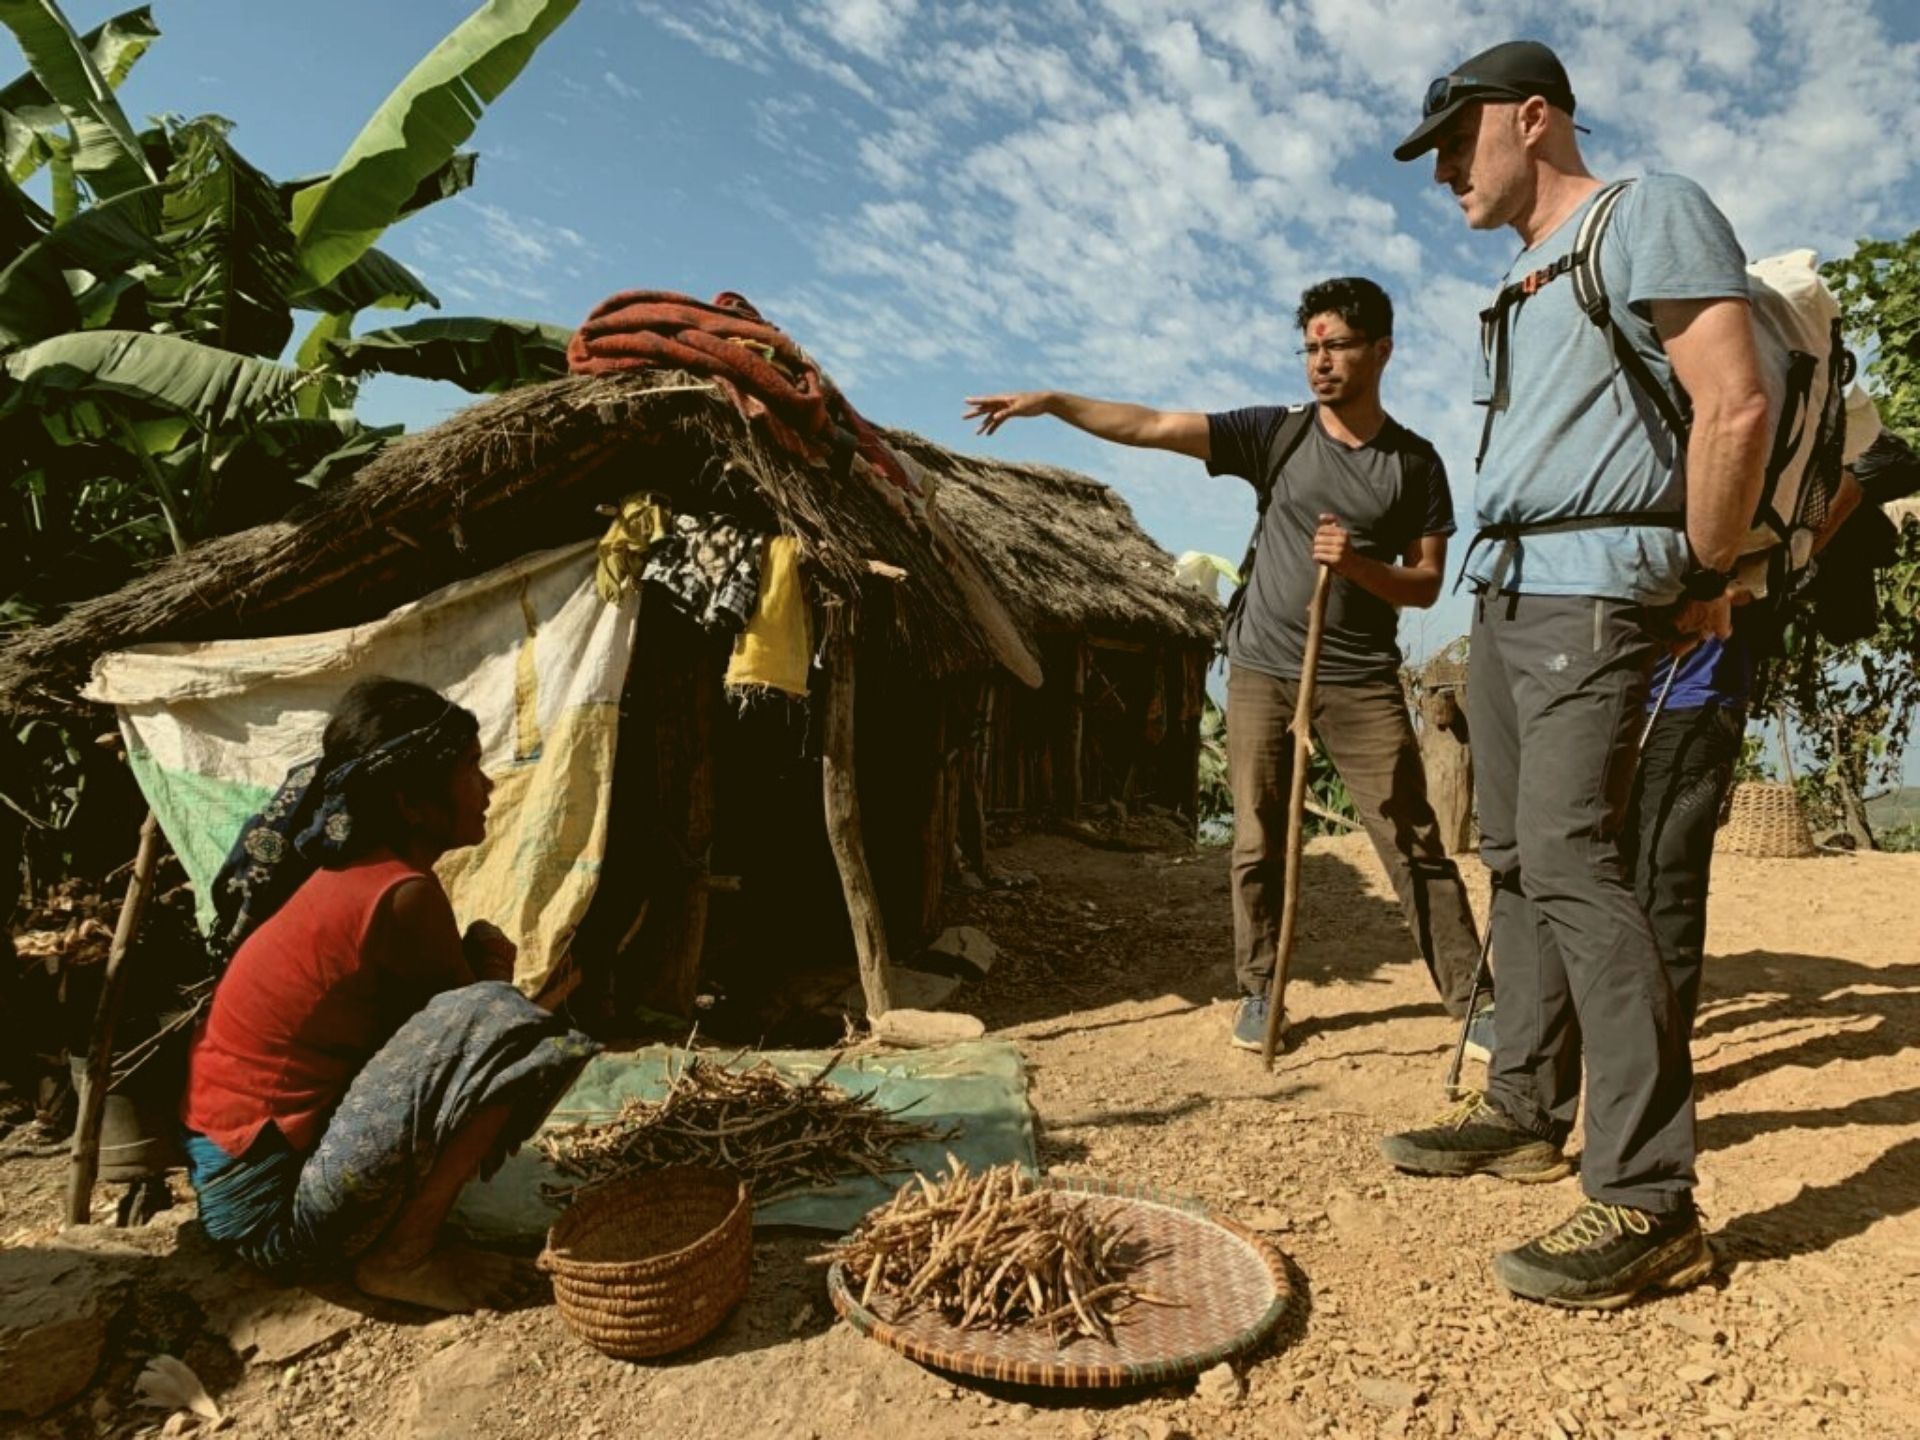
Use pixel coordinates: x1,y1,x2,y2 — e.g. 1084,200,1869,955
83,541,639,1000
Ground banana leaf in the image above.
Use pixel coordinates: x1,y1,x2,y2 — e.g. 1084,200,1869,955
2,329,304,430
323,315,569,392
0,179,162,348
288,0,577,293
295,245,437,314
149,117,298,358
0,0,156,199
0,4,155,183
276,150,477,224
0,160,49,256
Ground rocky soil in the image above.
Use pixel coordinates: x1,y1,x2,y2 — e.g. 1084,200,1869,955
4,830,1917,1439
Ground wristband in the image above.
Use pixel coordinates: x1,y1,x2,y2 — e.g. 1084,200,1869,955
1679,566,1730,602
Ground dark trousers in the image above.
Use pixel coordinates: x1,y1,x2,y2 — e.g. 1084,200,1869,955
1469,591,1695,1213
1623,702,1745,1032
1227,666,1483,1015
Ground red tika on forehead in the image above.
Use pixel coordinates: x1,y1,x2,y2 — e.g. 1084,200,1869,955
1313,319,1328,337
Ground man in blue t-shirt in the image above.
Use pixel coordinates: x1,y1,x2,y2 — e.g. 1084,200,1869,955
964,277,1485,1056
1384,40,1770,1309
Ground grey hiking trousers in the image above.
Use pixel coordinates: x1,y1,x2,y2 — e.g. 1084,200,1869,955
1469,589,1696,1213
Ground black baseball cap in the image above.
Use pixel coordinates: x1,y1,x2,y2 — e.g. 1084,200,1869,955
1393,40,1582,162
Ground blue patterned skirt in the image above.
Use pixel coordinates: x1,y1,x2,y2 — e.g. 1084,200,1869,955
183,981,598,1277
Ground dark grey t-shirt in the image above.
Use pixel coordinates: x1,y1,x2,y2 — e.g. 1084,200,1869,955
1208,405,1454,683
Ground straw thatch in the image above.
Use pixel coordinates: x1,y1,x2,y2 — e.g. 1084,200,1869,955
0,373,1003,718
885,429,1219,647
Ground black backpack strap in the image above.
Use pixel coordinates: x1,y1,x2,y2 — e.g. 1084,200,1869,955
1220,405,1316,657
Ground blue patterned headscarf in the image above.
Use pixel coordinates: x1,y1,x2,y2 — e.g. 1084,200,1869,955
206,701,478,965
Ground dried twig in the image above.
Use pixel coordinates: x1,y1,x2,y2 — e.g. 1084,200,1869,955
537,1048,944,1202
814,1158,1175,1345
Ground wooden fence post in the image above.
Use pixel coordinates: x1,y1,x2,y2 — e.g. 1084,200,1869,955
822,623,892,1018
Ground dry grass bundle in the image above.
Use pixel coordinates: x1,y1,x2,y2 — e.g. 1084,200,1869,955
816,1158,1171,1345
536,1049,943,1203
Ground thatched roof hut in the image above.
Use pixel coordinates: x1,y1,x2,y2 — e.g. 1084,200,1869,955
0,374,1006,719
1,371,1218,1034
886,429,1220,824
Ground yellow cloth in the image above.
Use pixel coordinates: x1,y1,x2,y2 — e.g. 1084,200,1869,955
725,536,812,697
595,493,670,603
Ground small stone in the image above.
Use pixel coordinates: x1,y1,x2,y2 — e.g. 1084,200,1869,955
1663,1313,1724,1344
1552,1408,1581,1434
1142,1421,1178,1440
1728,1376,1755,1408
1676,1363,1719,1385
1431,1400,1457,1436
1354,1376,1424,1410
1196,1362,1244,1408
1544,1422,1572,1440
1245,1208,1294,1234
162,1415,200,1438
789,1302,820,1334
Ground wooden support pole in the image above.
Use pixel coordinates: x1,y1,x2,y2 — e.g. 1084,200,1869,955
1066,640,1086,818
822,624,893,1018
67,812,162,1225
1263,566,1332,1070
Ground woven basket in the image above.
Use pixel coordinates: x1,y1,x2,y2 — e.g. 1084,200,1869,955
1718,780,1816,858
539,1167,751,1359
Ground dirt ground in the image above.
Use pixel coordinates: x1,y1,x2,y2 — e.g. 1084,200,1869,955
4,828,1918,1440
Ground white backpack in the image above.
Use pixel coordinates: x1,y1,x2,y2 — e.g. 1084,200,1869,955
1570,180,1881,595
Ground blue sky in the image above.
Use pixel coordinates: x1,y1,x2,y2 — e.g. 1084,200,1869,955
55,0,1920,675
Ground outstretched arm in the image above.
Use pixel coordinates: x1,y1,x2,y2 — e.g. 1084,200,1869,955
963,390,1211,460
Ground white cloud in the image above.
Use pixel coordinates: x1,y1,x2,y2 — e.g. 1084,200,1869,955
630,0,1920,580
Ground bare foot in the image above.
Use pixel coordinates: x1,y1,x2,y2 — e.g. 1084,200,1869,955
353,1244,538,1313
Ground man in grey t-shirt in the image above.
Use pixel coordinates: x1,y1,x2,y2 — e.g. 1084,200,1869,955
1385,40,1769,1310
964,276,1485,1057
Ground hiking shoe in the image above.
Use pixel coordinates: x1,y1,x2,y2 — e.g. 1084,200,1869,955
1493,1199,1714,1309
1231,994,1283,1052
1461,1004,1496,1064
1378,1091,1572,1182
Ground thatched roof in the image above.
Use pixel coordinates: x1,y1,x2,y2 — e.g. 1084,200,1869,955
889,430,1219,647
0,373,1004,717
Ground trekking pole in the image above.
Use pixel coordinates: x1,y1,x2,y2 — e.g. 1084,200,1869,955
1442,643,1687,1096
1262,564,1333,1071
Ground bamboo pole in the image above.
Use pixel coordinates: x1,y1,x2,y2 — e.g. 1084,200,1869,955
822,623,893,1018
66,813,162,1225
1262,565,1332,1070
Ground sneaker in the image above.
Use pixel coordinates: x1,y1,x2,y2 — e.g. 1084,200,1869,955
1493,1198,1714,1309
1461,1004,1495,1064
1231,993,1283,1052
1378,1091,1573,1182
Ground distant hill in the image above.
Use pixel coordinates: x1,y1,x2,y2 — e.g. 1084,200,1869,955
1868,787,1920,830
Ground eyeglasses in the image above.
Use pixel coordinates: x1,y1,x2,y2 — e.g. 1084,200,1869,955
1422,74,1528,117
1296,337,1371,359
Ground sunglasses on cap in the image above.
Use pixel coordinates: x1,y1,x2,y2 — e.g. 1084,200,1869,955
1422,75,1532,116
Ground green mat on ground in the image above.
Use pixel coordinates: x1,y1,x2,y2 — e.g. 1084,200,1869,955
450,1039,1036,1240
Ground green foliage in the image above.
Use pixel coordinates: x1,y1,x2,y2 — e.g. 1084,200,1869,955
149,116,299,357
288,0,580,293
324,315,570,393
1756,232,1920,849
0,0,582,876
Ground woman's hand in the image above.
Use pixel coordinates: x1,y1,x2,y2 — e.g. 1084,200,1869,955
462,920,517,982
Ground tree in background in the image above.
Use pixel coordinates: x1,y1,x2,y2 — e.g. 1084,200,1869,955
1764,232,1920,848
0,0,581,879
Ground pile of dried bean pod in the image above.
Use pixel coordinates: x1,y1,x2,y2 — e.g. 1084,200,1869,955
817,1158,1168,1344
536,1049,942,1201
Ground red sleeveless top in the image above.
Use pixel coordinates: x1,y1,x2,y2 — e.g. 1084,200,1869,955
183,854,468,1156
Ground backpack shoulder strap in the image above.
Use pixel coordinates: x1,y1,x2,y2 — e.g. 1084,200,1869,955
1221,405,1316,654
1569,177,1693,443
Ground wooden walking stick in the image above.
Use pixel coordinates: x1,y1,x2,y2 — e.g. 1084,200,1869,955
1262,564,1333,1070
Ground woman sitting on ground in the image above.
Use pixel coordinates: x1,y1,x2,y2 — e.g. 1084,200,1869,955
180,676,598,1312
